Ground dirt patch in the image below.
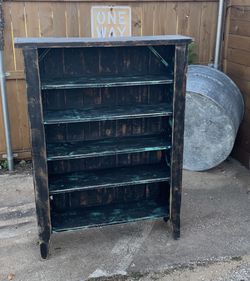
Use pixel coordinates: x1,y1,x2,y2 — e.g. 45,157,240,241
0,160,32,176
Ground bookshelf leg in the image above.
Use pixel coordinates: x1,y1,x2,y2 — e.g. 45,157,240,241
163,216,169,223
172,215,180,240
40,241,50,259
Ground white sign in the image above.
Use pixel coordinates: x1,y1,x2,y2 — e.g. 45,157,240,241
91,6,131,38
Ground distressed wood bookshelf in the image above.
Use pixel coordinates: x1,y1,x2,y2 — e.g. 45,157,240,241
15,35,191,259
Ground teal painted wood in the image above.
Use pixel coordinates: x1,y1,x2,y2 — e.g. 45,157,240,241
44,103,172,124
16,36,190,257
41,75,173,90
47,134,171,161
51,199,169,232
49,163,170,194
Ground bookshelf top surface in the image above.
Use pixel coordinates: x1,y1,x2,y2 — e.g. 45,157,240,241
15,35,192,48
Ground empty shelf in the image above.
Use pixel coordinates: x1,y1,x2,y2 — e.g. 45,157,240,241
47,134,171,161
51,199,169,232
49,163,170,194
42,75,173,90
44,103,172,124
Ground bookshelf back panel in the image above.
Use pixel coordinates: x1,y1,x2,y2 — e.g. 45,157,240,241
39,46,175,81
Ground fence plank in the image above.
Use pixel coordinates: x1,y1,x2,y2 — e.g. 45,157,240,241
131,3,142,36
65,2,80,37
229,19,250,37
228,34,250,51
9,2,26,70
231,5,250,21
3,2,15,71
226,61,250,81
227,47,250,66
0,0,218,157
230,0,250,6
16,80,30,151
5,81,23,151
52,2,67,36
142,2,155,35
39,2,53,37
199,2,217,64
25,2,40,37
78,3,91,37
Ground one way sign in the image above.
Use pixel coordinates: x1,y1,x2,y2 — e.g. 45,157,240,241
91,6,131,38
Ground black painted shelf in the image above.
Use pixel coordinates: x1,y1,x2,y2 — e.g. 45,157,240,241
51,199,169,232
47,134,171,161
49,163,170,194
44,103,172,124
41,75,173,90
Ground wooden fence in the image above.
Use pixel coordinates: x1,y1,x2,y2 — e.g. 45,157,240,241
0,0,218,159
223,0,250,168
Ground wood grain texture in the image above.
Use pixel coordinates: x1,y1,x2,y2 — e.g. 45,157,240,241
230,0,250,5
49,163,170,194
41,75,174,90
15,35,192,48
43,103,172,124
229,19,250,37
51,199,169,232
47,134,171,161
20,37,189,253
227,34,250,52
223,2,250,168
1,0,217,157
22,48,51,250
170,43,188,238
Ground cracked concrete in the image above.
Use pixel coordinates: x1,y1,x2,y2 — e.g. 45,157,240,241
0,157,249,281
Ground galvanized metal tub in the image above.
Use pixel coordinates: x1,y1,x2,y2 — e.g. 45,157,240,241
183,65,244,171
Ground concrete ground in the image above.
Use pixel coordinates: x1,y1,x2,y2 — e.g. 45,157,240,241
0,157,249,281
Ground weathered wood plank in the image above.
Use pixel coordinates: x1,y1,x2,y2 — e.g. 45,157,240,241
5,80,24,151
229,19,250,37
230,0,250,7
15,79,31,151
226,47,250,66
49,163,170,194
199,2,217,64
51,199,169,232
230,5,250,21
65,2,80,37
24,2,40,37
15,35,192,48
78,3,91,37
131,3,142,36
44,103,172,124
3,2,15,71
6,70,25,80
226,72,250,111
22,48,51,258
47,134,171,161
38,2,53,37
227,34,250,52
9,2,26,70
41,74,173,90
226,61,250,81
170,43,188,239
51,2,67,36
